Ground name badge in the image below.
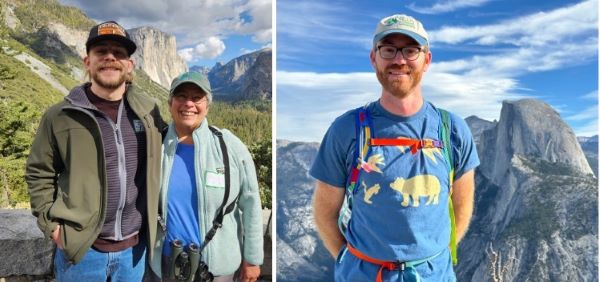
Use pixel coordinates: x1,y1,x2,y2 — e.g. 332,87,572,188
206,171,225,188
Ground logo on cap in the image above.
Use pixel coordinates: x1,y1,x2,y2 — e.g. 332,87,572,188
97,22,126,37
383,15,416,29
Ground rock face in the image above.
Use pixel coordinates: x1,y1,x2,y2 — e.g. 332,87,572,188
465,115,496,145
276,140,333,282
479,99,593,185
459,99,597,281
129,27,188,89
208,48,272,100
0,209,54,277
578,135,598,177
46,22,88,58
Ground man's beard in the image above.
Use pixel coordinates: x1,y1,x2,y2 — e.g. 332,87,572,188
375,64,424,99
91,63,128,90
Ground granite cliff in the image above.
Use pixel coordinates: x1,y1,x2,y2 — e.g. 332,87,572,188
207,48,272,100
129,26,188,88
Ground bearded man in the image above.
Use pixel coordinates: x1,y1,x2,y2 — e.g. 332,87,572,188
26,21,165,281
311,14,480,282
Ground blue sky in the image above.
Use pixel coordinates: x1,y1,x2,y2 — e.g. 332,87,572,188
59,0,272,68
277,0,598,142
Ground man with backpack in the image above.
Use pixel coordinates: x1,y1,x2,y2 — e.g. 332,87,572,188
311,14,480,281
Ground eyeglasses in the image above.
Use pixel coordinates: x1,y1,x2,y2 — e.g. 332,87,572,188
91,46,130,60
173,94,208,104
376,45,424,61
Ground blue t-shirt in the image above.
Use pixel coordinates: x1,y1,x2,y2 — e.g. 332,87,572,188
310,100,479,280
163,143,202,257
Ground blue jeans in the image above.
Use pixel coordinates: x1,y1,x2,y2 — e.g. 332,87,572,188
54,244,146,282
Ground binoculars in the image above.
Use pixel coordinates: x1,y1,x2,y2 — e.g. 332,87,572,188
169,239,214,282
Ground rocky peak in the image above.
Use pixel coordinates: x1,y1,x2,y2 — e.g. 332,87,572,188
208,48,272,99
128,26,188,88
465,115,496,145
479,99,592,183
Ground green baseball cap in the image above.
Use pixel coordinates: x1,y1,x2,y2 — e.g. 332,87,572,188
373,14,429,48
169,72,212,103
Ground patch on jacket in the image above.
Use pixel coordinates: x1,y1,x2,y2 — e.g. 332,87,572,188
133,119,145,133
206,171,225,188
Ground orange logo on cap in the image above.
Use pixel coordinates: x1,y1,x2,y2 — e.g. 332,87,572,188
97,23,126,37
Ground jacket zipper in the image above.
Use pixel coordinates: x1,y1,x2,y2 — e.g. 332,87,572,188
62,106,107,261
112,100,127,240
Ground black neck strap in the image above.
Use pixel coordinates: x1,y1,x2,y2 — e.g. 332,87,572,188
199,126,240,253
157,126,241,254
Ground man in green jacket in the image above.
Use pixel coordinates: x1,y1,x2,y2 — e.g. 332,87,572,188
25,20,165,281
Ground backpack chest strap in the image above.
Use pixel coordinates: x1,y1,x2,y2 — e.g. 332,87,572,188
370,138,444,154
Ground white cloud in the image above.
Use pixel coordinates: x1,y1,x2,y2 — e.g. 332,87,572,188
58,0,272,46
277,71,379,141
429,0,597,46
276,68,528,141
581,90,598,100
252,29,272,43
408,0,492,14
277,1,369,46
573,119,598,137
565,105,598,122
240,48,255,55
177,37,226,62
238,0,272,43
178,48,194,62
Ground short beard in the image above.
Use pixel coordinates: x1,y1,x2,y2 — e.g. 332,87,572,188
90,63,128,90
375,64,424,99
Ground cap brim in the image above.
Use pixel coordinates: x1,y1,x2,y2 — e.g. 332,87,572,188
169,80,211,97
373,30,428,47
86,35,137,56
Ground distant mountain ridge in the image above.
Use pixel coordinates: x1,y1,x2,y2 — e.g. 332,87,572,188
191,48,272,100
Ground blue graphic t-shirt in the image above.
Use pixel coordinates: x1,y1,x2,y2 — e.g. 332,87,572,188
310,100,479,279
163,143,202,257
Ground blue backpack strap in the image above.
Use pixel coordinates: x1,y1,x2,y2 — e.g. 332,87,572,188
436,106,458,265
338,103,373,235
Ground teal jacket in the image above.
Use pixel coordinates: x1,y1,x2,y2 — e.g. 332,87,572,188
150,118,264,277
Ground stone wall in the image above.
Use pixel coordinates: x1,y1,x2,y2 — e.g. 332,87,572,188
0,209,272,281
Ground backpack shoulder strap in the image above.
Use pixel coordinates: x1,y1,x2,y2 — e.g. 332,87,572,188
338,104,373,235
436,107,458,265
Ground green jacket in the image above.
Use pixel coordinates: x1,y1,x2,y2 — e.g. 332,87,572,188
25,83,165,263
150,119,264,277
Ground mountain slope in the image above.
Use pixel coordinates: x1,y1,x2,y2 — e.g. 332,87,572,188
276,140,333,282
207,48,272,100
460,99,597,281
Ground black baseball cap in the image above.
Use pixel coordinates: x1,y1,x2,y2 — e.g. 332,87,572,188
86,21,137,56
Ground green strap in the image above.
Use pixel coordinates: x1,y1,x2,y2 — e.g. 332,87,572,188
438,108,458,265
